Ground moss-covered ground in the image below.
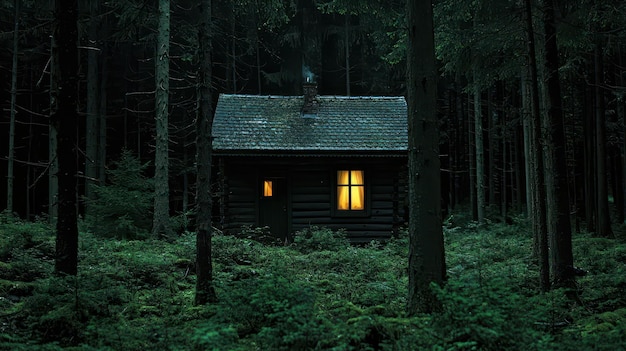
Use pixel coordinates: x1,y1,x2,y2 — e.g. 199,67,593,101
1,213,625,350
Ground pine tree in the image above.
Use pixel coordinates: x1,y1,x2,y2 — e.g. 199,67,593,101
53,0,79,275
407,0,446,314
195,0,217,305
152,0,173,238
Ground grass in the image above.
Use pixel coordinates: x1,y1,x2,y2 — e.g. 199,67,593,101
1,213,625,350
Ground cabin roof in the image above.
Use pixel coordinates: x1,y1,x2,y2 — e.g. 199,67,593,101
211,94,407,155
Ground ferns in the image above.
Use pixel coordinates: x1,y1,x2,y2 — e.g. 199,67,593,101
1,215,626,350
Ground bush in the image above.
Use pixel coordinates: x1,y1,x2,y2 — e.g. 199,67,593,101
210,274,330,350
86,150,153,239
292,226,349,254
0,214,54,282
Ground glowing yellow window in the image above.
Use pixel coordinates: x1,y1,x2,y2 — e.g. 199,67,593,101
337,170,364,210
263,180,273,197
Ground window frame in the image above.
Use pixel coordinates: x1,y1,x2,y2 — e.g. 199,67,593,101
331,168,371,218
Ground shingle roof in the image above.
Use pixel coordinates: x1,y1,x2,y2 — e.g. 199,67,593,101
212,94,407,154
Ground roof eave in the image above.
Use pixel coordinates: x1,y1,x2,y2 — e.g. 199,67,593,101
213,149,408,158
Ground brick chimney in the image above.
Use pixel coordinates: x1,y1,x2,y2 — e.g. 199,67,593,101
302,81,319,116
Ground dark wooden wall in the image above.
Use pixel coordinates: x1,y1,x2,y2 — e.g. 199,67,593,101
216,156,407,243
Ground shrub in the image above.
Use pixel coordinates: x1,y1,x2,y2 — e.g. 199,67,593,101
86,150,153,239
292,226,349,254
212,274,329,350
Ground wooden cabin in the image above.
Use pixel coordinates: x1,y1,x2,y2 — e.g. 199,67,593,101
211,83,408,243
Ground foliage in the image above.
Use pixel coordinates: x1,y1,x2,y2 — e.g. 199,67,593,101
86,150,153,240
292,226,350,253
2,214,626,350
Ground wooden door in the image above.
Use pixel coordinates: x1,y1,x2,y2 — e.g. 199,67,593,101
259,176,288,240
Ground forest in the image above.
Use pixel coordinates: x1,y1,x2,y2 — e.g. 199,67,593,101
1,0,626,350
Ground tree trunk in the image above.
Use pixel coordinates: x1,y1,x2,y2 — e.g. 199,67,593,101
521,70,532,218
49,33,59,226
469,92,477,221
542,0,574,287
455,74,465,206
6,0,19,214
474,81,485,223
99,52,107,184
195,0,217,305
488,90,496,208
523,0,549,291
594,38,613,238
406,0,445,315
345,13,351,96
620,44,626,224
53,0,79,276
583,79,596,232
501,96,508,222
153,0,173,238
84,0,100,214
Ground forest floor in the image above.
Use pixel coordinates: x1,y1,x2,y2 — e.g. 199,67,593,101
1,212,625,350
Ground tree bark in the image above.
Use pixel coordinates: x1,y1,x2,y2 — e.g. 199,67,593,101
49,34,59,226
345,13,351,96
594,38,613,238
6,0,19,214
53,0,79,276
406,0,445,315
474,81,486,223
542,0,574,287
152,0,173,238
583,79,596,232
195,0,217,305
523,0,549,291
469,88,477,221
84,0,100,214
521,69,533,218
99,52,107,184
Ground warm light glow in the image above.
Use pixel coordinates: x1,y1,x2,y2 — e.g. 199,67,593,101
263,180,273,197
351,186,364,210
337,170,364,210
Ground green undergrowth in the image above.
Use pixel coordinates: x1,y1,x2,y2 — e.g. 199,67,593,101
1,213,626,350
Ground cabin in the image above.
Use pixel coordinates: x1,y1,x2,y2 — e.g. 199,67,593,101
211,83,408,243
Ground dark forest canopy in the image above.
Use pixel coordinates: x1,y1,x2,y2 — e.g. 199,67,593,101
0,0,625,235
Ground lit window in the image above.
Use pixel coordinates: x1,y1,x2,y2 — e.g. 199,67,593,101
263,180,273,197
337,170,364,210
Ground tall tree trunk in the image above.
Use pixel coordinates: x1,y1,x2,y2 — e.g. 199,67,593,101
455,74,465,206
255,11,262,95
49,34,59,226
521,71,533,217
53,0,79,275
99,52,107,184
542,0,574,287
620,44,626,224
345,13,351,96
583,79,596,232
153,0,173,238
195,0,217,305
501,97,508,222
594,38,613,238
230,2,237,93
406,0,445,315
524,0,549,291
474,81,485,223
469,92,477,220
6,0,19,214
84,0,100,214
488,90,496,208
